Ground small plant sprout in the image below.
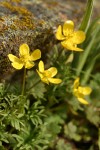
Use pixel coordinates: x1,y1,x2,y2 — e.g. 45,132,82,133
73,77,92,105
37,60,62,84
56,20,86,51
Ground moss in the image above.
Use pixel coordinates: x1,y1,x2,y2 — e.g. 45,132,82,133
0,18,8,33
0,1,32,16
10,16,35,30
10,0,22,2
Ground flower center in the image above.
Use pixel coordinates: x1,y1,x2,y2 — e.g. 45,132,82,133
43,70,52,78
64,29,74,39
20,55,30,63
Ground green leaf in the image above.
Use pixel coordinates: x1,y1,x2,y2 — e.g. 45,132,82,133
79,0,94,32
86,105,100,127
11,117,22,130
56,139,74,150
64,122,81,141
30,82,46,99
43,114,63,141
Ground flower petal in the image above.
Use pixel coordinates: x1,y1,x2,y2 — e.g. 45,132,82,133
77,97,89,105
56,25,65,40
12,62,23,69
48,67,57,77
74,90,84,98
63,20,74,36
61,40,83,51
42,77,49,84
71,47,83,51
38,61,44,72
74,77,80,89
44,70,52,78
72,31,86,44
36,70,44,79
19,43,30,56
78,86,92,95
30,49,41,61
48,78,62,84
37,70,49,84
8,54,20,63
25,61,35,69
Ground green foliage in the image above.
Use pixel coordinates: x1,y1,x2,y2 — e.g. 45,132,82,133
0,82,49,149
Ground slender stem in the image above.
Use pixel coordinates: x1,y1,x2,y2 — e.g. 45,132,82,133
21,68,26,95
27,79,41,92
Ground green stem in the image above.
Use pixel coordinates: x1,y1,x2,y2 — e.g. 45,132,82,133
21,68,26,95
27,79,41,92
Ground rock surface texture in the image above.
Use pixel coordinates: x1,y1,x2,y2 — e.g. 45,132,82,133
0,0,99,78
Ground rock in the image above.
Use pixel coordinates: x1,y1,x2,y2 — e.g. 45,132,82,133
0,0,98,79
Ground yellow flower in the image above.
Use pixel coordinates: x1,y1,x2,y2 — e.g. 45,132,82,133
73,77,92,105
8,43,41,69
56,20,86,51
37,60,62,84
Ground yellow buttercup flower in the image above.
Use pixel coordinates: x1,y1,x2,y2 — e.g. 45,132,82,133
73,77,92,105
56,20,86,51
37,60,62,84
8,43,41,69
